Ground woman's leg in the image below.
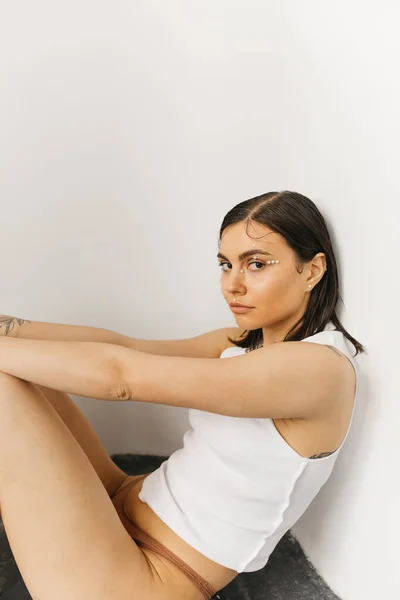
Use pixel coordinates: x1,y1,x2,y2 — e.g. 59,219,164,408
0,372,159,600
32,384,129,495
0,383,127,522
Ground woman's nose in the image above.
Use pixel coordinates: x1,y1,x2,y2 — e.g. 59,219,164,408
227,268,245,289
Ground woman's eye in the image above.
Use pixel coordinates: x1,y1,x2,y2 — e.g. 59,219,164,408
249,261,265,271
217,261,265,271
218,262,229,271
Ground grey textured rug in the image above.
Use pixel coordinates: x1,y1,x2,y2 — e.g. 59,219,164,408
0,453,341,599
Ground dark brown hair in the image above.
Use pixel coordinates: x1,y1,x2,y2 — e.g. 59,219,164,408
220,191,365,357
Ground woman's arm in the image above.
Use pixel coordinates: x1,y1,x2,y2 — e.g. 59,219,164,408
0,314,123,344
0,336,121,400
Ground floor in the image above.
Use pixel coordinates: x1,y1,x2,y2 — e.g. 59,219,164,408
0,453,341,599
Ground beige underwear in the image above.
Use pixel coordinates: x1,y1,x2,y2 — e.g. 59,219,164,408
111,473,219,600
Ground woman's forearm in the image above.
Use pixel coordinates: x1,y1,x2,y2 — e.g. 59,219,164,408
0,336,121,400
0,315,121,344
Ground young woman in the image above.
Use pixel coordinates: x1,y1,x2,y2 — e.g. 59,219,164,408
0,190,364,600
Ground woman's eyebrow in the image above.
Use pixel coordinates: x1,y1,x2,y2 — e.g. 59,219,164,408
217,249,275,261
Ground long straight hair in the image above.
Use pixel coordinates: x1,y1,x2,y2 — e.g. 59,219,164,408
219,191,365,357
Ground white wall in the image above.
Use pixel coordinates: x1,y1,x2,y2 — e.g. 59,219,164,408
1,2,398,599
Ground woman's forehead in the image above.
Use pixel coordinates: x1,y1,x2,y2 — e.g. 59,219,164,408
221,223,286,251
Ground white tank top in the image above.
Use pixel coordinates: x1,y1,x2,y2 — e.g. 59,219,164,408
138,321,359,572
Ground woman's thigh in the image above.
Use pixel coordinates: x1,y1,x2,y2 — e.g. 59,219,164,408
0,374,211,599
0,374,160,599
36,384,128,496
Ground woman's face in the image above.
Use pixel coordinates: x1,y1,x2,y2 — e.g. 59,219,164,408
218,221,326,345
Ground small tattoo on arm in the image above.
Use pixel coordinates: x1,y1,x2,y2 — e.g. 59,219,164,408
309,451,335,459
0,316,31,336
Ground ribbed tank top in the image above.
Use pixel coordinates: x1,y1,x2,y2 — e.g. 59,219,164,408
138,321,359,572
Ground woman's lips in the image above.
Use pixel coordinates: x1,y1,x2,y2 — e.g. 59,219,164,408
230,306,254,313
